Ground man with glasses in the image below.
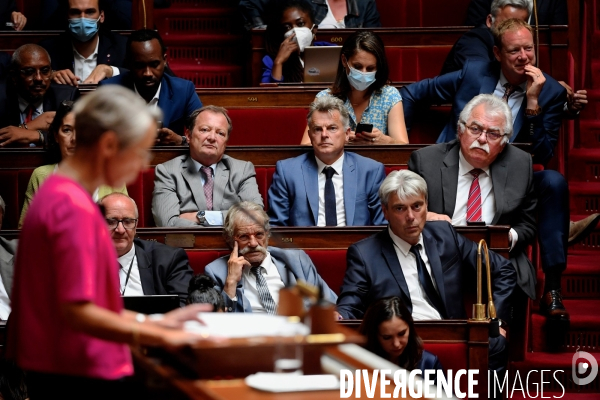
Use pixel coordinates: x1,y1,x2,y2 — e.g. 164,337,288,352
100,193,193,307
204,201,337,313
409,94,537,304
0,44,79,147
401,19,596,321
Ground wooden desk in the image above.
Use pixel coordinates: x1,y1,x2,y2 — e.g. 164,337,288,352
0,144,530,170
0,30,132,52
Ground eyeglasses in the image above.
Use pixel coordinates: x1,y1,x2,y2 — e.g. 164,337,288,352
106,218,138,230
234,231,266,243
464,124,506,142
20,67,52,79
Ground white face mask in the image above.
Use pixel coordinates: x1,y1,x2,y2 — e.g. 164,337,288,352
284,25,314,52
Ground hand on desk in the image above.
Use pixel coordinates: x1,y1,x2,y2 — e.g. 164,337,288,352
155,303,212,330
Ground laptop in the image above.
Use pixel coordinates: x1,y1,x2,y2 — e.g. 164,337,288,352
122,295,180,314
303,46,342,83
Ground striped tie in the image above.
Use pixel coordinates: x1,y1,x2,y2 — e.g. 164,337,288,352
201,166,214,210
502,83,518,102
467,169,483,222
251,266,277,314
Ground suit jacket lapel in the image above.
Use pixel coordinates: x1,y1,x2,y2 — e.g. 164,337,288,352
134,242,153,295
511,103,526,142
302,154,320,225
97,33,112,65
270,250,297,287
380,230,412,308
342,153,357,225
480,65,499,95
157,76,173,123
421,230,447,310
490,150,508,224
212,159,229,210
441,146,460,217
0,238,15,297
181,156,208,210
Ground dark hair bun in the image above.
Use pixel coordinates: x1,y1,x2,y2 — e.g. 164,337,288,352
188,274,216,294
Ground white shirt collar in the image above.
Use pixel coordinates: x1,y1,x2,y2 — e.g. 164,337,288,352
191,159,217,175
117,243,136,267
134,82,162,107
72,37,99,61
458,150,491,177
314,152,345,174
388,226,424,257
498,70,527,92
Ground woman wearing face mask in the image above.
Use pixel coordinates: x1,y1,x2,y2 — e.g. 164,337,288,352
300,31,408,144
262,0,331,83
359,297,444,375
18,101,127,228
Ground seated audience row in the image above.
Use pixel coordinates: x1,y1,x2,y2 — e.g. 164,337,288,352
241,0,381,31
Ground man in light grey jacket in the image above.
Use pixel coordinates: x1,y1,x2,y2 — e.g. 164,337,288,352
152,106,263,227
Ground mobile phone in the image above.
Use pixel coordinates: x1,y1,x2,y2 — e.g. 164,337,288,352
466,221,486,227
356,123,373,133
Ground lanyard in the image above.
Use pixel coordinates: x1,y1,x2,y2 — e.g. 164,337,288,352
120,256,135,296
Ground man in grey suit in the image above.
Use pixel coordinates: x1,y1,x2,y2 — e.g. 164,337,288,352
204,201,337,313
152,105,263,227
408,94,538,300
0,195,15,319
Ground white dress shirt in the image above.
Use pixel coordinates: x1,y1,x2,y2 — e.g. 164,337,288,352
388,227,441,321
318,0,345,28
0,274,11,320
315,153,346,226
134,82,162,108
72,38,120,83
241,252,285,313
452,151,518,249
493,71,527,127
118,245,145,296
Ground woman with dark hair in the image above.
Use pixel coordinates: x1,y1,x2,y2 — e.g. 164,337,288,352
300,30,408,145
18,100,127,228
359,297,444,374
187,274,225,312
262,0,327,83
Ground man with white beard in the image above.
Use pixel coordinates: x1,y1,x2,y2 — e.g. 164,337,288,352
408,94,538,305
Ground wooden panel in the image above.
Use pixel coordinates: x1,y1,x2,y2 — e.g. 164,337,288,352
0,31,132,53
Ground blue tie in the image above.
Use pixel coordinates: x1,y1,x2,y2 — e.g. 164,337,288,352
323,167,337,226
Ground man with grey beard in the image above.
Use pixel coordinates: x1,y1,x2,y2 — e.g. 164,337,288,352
204,201,337,313
409,94,538,304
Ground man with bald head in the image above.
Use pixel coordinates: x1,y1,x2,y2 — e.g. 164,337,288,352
0,44,79,147
100,193,194,306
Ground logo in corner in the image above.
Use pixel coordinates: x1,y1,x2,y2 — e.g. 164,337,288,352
572,350,598,386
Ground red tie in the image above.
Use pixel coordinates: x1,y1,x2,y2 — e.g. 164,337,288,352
24,105,34,124
467,169,483,222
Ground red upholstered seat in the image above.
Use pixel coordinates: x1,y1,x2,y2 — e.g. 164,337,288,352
422,343,469,393
305,250,348,295
377,0,471,27
226,108,308,145
386,47,452,82
186,251,221,274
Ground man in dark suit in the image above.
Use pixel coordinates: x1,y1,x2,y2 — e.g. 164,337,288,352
441,0,530,75
465,0,567,26
205,201,337,313
409,94,537,299
0,44,80,147
336,170,516,375
99,29,202,144
153,105,263,227
268,96,386,226
100,193,194,307
40,0,127,86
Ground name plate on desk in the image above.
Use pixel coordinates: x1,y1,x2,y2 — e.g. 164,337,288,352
165,233,195,248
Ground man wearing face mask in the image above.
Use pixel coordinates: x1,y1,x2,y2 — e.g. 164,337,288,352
40,0,127,87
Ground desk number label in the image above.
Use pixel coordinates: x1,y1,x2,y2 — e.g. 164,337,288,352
281,237,293,243
331,37,343,43
248,97,258,102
